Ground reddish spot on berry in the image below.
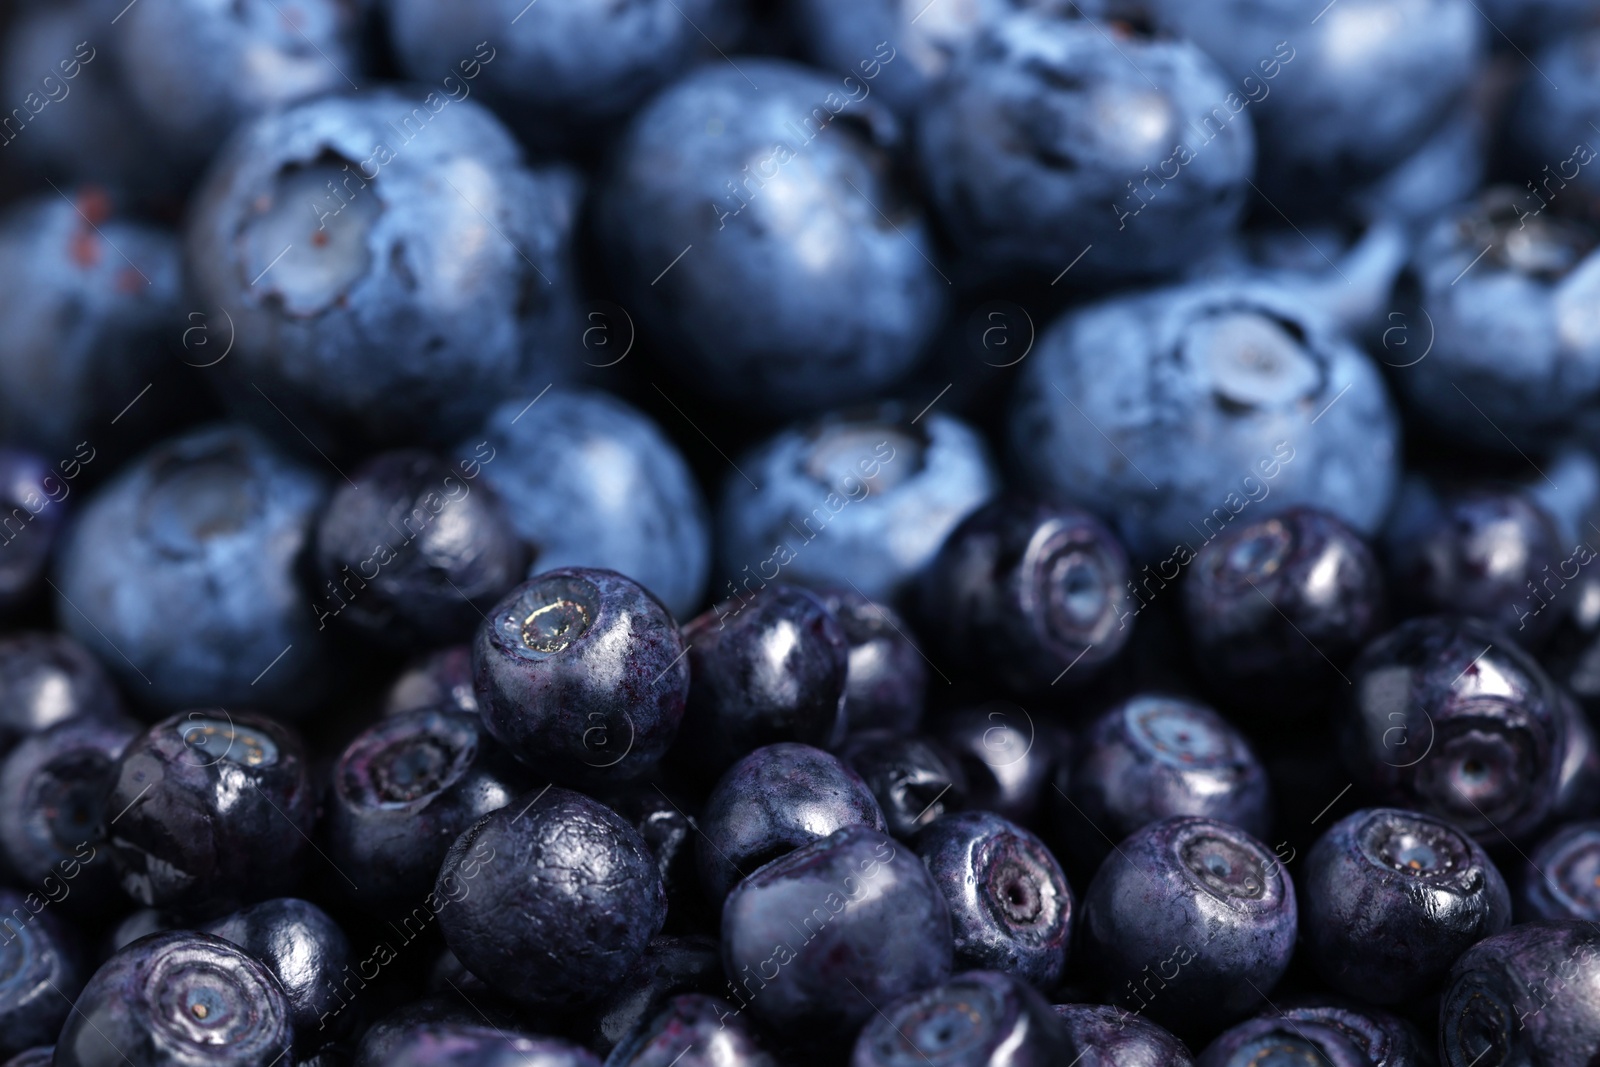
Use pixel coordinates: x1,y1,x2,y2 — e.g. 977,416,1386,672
77,187,112,225
115,268,145,294
311,230,329,248
70,231,102,269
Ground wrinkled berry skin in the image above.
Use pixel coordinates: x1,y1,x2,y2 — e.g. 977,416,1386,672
1301,807,1511,1003
104,711,314,912
200,898,353,1055
720,826,952,1047
375,1022,600,1067
609,994,777,1067
1197,1016,1372,1067
0,886,84,1059
1440,920,1600,1067
1051,1004,1194,1067
579,936,723,1055
54,424,330,715
0,633,124,750
852,970,1068,1067
1342,616,1567,843
1057,696,1270,878
1081,816,1297,1043
1270,1002,1431,1067
0,451,67,616
1183,507,1385,694
314,450,526,650
677,586,849,777
922,496,1132,694
330,707,531,903
475,568,689,784
0,715,138,911
1382,481,1563,642
698,743,886,905
840,731,967,839
386,645,480,717
55,931,292,1067
437,787,666,1009
815,587,928,735
936,705,1068,825
913,811,1072,987
1519,820,1600,921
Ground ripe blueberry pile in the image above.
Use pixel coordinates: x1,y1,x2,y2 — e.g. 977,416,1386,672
2,1,1600,1064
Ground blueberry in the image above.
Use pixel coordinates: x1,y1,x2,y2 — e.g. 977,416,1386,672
1080,816,1297,1042
1056,696,1270,878
459,389,711,621
0,715,138,911
719,825,951,1046
55,930,291,1067
1183,507,1386,696
1196,1016,1372,1067
200,898,354,1055
474,568,689,784
599,61,945,416
108,909,174,955
608,993,777,1067
0,886,84,1059
1553,691,1600,822
329,706,530,902
184,90,581,454
913,810,1073,986
0,192,181,457
715,407,998,603
1010,280,1400,560
1051,1004,1194,1067
597,788,708,933
1513,31,1600,204
104,711,314,912
313,450,526,649
579,935,724,1056
1268,1002,1431,1067
1518,820,1600,921
1341,616,1567,842
936,704,1068,825
54,424,330,715
436,786,666,1009
697,742,884,904
814,587,928,734
851,970,1068,1066
917,13,1254,280
923,495,1132,693
839,730,968,839
676,585,848,776
1300,807,1511,1003
352,999,527,1067
0,632,123,750
0,1049,54,1067
386,645,480,717
383,0,734,153
1397,189,1600,451
0,452,69,616
1440,919,1600,1066
368,1021,600,1067
1481,0,1597,44
1383,478,1564,641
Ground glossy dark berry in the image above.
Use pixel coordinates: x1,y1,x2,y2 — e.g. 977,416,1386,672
1269,1002,1431,1067
1051,1004,1194,1067
376,1022,600,1067
0,1049,53,1067
313,449,526,650
1342,615,1567,842
0,633,123,750
596,786,707,935
609,993,777,1067
437,786,666,1009
1301,807,1510,1003
840,730,967,839
1440,919,1600,1066
814,587,928,735
697,742,885,905
55,930,291,1067
0,450,67,615
200,898,353,1055
474,568,689,784
0,886,84,1059
936,704,1069,825
913,811,1073,987
579,936,724,1056
1057,696,1270,878
386,646,480,717
351,999,526,1067
329,706,532,903
1197,1016,1372,1067
851,970,1068,1067
1081,816,1297,1042
1554,692,1600,822
104,711,314,911
0,715,138,911
677,585,849,777
922,496,1133,694
1183,507,1385,694
1383,481,1563,641
1519,820,1600,921
720,825,952,1046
